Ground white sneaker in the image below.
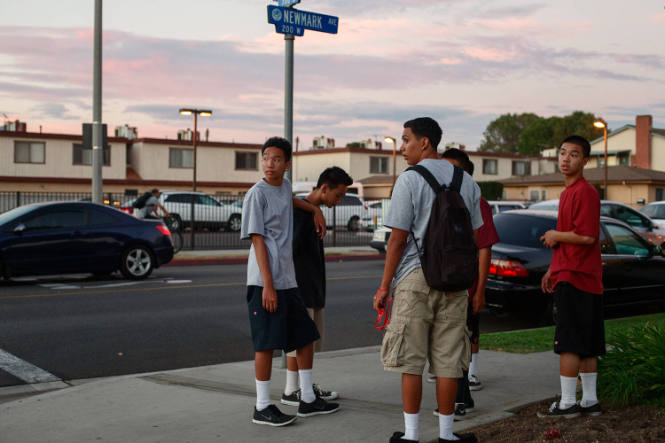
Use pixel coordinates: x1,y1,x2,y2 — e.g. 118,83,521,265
468,374,483,391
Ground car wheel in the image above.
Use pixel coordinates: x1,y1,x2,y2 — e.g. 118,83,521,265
347,216,360,232
120,245,154,280
228,214,242,232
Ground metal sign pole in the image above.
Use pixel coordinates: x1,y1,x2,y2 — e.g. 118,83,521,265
284,33,294,182
92,0,103,204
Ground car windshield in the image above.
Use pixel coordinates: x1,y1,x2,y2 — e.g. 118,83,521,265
493,213,556,248
0,205,37,227
641,204,665,219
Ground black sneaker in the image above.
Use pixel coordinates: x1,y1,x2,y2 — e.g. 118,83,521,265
297,396,340,417
537,401,581,419
280,389,301,406
389,431,418,442
439,433,477,443
252,404,297,426
580,402,603,417
313,383,339,401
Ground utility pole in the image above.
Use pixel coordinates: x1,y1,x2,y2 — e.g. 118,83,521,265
92,0,103,203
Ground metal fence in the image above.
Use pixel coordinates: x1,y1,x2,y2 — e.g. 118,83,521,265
0,191,379,250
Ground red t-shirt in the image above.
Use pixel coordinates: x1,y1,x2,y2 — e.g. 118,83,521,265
550,177,603,294
468,197,500,299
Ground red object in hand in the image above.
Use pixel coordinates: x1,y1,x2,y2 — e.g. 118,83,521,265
374,297,393,330
542,428,561,440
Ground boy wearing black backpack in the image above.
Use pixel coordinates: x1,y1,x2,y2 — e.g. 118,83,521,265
374,117,483,443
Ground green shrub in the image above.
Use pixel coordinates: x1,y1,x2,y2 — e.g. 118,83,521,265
477,181,504,200
598,322,665,408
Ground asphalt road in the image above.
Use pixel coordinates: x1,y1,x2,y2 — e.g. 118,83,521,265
1,261,653,389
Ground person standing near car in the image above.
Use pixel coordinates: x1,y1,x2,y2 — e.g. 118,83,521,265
138,189,170,220
539,135,605,418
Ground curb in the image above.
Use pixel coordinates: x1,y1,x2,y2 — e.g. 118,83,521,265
166,253,384,267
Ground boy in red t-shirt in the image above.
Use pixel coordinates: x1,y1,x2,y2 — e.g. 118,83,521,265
539,135,605,419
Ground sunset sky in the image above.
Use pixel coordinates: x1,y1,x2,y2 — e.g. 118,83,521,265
1,0,664,149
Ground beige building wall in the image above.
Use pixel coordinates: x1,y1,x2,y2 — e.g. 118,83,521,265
503,184,566,202
650,137,665,172
292,150,409,183
470,155,553,182
0,136,126,180
590,128,636,156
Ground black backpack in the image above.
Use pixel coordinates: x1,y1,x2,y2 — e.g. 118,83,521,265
407,164,478,292
132,191,153,209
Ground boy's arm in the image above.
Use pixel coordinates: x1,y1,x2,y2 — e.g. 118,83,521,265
251,234,278,313
540,230,594,249
293,197,326,238
373,227,408,310
472,246,490,314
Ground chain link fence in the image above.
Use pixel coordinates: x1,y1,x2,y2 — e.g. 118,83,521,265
0,191,379,250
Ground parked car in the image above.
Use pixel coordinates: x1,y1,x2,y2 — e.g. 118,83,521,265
639,201,665,230
361,200,387,231
370,225,391,252
0,202,174,280
530,199,665,247
122,191,242,232
295,192,368,231
486,210,665,323
487,200,527,214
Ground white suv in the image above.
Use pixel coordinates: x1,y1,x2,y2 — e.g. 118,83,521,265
296,192,368,231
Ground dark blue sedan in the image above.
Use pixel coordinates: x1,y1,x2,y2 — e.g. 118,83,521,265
0,202,174,280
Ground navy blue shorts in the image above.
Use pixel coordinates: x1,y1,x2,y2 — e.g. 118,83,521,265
247,286,320,352
553,282,606,358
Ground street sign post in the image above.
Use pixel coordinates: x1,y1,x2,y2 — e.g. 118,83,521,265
267,5,338,36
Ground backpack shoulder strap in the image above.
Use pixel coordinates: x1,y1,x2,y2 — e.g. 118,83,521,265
406,165,442,193
450,165,464,193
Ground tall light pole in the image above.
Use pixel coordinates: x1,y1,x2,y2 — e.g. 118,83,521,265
384,136,397,194
594,119,608,198
92,0,103,204
179,108,212,249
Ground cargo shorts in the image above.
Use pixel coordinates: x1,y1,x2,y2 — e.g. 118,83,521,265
380,267,470,378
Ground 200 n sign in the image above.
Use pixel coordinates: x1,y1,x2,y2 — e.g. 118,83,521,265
267,5,339,36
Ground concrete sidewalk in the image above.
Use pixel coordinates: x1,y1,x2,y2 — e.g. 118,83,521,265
0,346,560,443
168,246,383,266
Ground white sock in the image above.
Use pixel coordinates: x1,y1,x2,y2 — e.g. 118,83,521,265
580,372,598,407
560,375,578,409
284,369,299,395
299,369,315,403
403,412,419,441
468,353,478,378
438,412,458,440
255,379,271,411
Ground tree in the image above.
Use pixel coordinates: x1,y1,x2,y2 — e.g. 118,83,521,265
517,117,557,155
479,113,541,153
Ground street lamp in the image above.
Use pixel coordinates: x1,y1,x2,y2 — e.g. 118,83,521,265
384,136,397,193
179,108,212,249
594,119,608,197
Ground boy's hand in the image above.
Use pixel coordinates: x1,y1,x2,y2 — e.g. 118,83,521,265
541,269,553,294
471,289,485,314
540,230,559,248
373,287,390,311
313,206,326,238
262,286,278,312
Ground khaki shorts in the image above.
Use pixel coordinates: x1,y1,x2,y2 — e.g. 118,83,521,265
381,268,470,378
286,307,324,357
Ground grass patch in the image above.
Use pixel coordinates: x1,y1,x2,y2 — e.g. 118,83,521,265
480,312,665,354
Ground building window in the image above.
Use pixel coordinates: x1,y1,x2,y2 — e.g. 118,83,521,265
541,189,547,200
512,160,531,176
169,148,194,168
73,143,110,166
482,159,498,175
14,141,45,164
235,152,258,170
656,188,664,201
370,156,388,174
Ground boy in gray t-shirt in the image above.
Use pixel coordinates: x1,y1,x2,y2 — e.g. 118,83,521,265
373,118,481,443
241,137,339,427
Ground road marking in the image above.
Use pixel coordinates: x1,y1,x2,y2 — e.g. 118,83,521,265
38,284,80,290
0,348,61,384
0,274,382,301
83,282,143,289
166,280,193,284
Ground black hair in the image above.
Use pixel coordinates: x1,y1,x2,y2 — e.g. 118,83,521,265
441,148,474,175
560,135,591,158
151,188,159,194
316,166,353,190
262,136,292,162
404,117,442,150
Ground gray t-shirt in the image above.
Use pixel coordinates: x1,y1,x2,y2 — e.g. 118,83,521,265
138,195,160,218
241,178,297,290
384,158,483,287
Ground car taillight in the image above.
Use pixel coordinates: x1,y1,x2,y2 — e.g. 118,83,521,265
156,225,171,236
489,259,529,277
121,207,133,215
